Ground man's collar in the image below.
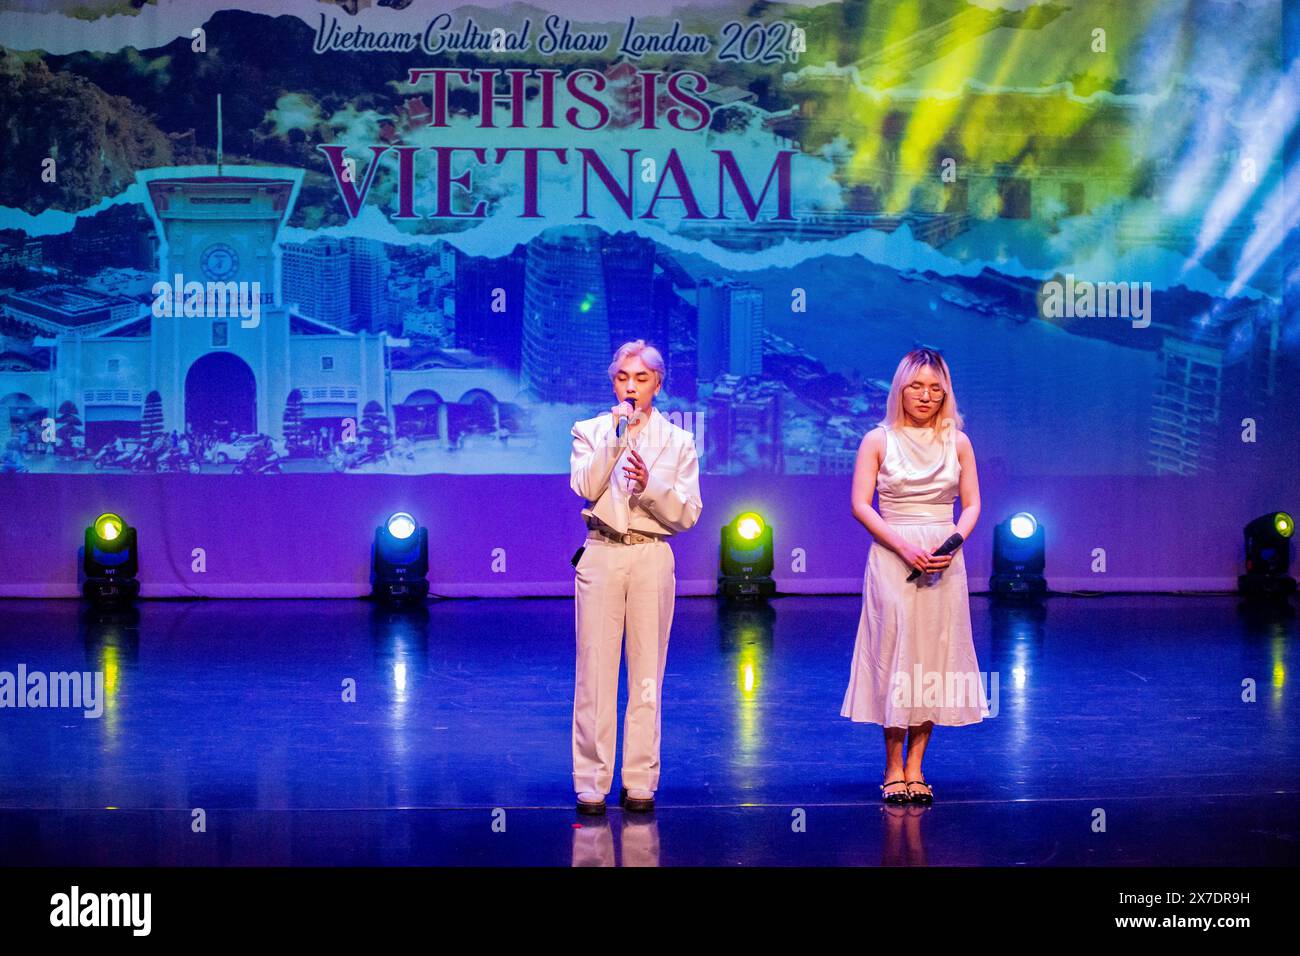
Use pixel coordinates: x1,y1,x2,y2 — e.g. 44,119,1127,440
637,406,667,444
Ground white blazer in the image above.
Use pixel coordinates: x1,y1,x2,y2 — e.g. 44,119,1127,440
570,406,703,536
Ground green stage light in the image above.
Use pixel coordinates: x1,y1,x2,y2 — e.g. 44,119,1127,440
1239,511,1296,598
94,513,124,543
719,511,775,600
736,512,764,541
83,513,139,605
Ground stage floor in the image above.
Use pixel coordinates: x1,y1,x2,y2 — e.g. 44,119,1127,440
0,595,1296,866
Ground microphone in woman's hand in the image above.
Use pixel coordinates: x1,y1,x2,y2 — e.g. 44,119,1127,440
907,532,965,581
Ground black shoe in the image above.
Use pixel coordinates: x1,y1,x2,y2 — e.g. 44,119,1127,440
620,787,655,813
576,793,607,815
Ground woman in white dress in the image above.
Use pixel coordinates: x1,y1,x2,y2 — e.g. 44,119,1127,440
841,347,989,805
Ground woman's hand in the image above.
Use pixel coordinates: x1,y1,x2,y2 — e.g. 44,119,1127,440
924,551,953,571
895,541,933,574
895,542,953,574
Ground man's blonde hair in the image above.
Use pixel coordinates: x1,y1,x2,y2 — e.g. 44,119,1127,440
608,339,666,386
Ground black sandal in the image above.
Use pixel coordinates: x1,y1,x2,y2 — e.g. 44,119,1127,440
880,779,910,804
905,779,934,805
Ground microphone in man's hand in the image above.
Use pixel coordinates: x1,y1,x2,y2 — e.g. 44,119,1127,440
907,532,965,582
615,397,636,438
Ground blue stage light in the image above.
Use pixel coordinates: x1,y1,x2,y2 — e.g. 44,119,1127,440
386,512,417,540
991,512,1046,598
1009,512,1037,539
372,512,429,604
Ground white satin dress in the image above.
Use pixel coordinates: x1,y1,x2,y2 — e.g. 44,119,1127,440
841,424,990,728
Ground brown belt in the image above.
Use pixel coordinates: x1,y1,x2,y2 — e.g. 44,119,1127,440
585,517,666,545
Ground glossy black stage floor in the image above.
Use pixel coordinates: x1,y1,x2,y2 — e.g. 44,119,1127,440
0,595,1296,866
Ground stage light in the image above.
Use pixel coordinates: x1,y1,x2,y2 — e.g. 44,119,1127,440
718,511,775,600
1009,512,1037,539
386,512,417,541
1238,511,1296,598
372,511,430,604
736,512,764,541
990,512,1046,598
95,513,123,542
82,512,140,605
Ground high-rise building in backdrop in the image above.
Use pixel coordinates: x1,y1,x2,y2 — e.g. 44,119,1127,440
282,236,352,331
521,227,611,404
698,278,764,383
342,236,389,334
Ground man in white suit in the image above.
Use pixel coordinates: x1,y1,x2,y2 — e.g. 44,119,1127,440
570,339,703,815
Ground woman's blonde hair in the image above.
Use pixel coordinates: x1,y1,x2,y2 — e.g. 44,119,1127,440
879,347,964,433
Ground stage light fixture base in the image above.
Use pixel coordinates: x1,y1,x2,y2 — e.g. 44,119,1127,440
718,576,776,600
989,574,1047,598
372,580,430,605
82,577,141,606
1237,573,1297,598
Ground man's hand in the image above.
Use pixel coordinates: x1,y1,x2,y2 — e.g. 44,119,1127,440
623,447,648,494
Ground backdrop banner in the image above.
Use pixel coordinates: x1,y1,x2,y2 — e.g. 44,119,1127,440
0,0,1295,595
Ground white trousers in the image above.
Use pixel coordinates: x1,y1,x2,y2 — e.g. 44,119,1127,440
572,534,676,794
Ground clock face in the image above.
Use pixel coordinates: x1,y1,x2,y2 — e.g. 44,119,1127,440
200,243,239,281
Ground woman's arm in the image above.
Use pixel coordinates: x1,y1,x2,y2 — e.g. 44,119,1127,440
953,431,980,541
636,435,703,532
850,428,919,560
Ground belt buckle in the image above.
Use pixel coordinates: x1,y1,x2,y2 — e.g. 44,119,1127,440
619,531,635,545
